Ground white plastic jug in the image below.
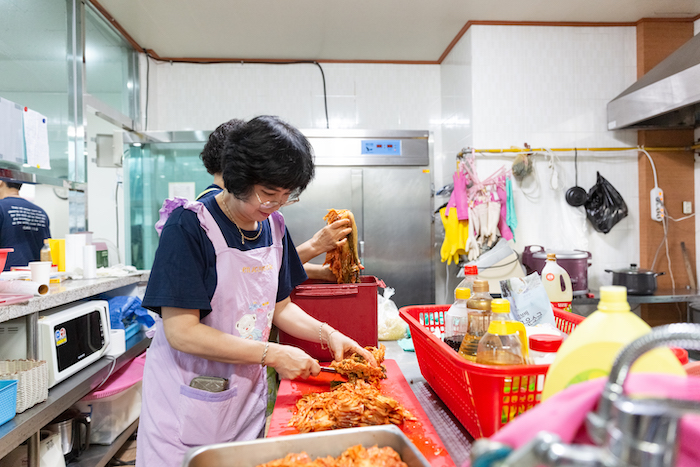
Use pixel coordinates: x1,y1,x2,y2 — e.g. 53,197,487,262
541,253,573,312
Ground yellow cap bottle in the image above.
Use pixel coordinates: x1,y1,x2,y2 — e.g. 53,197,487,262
541,286,685,400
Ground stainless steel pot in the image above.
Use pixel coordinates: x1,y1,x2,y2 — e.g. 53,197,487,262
45,407,90,462
604,264,665,295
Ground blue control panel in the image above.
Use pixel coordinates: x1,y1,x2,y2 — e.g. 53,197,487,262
361,139,401,155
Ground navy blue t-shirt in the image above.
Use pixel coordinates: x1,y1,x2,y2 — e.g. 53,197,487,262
0,197,51,270
195,184,222,201
142,195,307,319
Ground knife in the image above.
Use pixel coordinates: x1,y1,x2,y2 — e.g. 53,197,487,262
320,366,338,373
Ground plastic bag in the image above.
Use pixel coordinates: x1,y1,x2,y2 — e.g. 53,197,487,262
584,172,628,234
499,273,556,327
512,152,533,180
377,287,407,341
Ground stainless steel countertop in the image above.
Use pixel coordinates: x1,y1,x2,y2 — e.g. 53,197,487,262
383,340,472,467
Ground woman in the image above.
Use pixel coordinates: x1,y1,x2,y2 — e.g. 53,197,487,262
196,117,351,281
137,115,375,466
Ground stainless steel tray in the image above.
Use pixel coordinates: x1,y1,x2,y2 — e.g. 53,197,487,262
181,425,432,467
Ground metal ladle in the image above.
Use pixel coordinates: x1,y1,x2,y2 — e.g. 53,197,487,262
566,148,587,207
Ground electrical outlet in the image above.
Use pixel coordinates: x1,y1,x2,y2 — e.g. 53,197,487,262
650,187,664,221
683,201,693,214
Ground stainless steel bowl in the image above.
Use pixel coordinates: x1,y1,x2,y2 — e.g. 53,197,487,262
181,425,432,467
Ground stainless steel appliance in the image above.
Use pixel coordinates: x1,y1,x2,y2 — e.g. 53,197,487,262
122,129,435,307
281,130,435,308
45,407,91,463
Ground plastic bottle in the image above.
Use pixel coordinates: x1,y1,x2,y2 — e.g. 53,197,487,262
528,334,563,365
444,288,471,352
541,285,686,400
475,298,528,365
458,280,493,361
40,239,52,264
541,253,573,312
454,265,479,300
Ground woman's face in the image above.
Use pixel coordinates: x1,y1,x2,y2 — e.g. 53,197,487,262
235,185,292,223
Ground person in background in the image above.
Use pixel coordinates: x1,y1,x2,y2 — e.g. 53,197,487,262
0,180,51,270
137,116,376,466
197,118,350,281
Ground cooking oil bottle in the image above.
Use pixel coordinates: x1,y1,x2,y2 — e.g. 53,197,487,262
541,253,573,312
541,285,686,400
444,287,471,352
458,280,493,361
40,239,52,263
475,299,528,365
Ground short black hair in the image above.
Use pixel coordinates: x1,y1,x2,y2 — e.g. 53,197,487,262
6,182,22,190
221,116,315,199
200,118,245,175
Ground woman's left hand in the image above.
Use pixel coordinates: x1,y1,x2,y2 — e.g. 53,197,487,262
328,331,378,367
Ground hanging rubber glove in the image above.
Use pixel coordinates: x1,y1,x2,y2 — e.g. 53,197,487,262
440,207,469,264
466,206,480,261
497,185,514,241
486,201,501,247
440,207,460,264
473,203,489,247
506,177,518,241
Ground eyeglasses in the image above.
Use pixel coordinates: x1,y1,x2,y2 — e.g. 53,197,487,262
255,191,299,209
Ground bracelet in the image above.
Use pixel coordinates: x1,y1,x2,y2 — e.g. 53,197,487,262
320,323,337,350
261,342,270,366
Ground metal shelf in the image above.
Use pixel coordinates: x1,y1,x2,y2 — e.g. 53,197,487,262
0,273,149,323
573,288,700,305
0,332,150,460
67,419,138,467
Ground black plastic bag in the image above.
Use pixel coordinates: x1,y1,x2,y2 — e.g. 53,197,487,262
584,172,628,234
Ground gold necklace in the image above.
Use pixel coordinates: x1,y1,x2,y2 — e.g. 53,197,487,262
220,193,261,244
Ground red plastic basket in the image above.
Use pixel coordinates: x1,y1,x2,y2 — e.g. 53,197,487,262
399,304,584,439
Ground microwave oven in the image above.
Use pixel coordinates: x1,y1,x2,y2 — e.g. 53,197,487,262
39,300,111,387
0,300,112,388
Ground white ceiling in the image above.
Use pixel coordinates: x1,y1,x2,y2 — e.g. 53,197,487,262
95,0,700,62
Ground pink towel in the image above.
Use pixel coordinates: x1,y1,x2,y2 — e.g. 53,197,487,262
496,186,513,241
463,373,700,467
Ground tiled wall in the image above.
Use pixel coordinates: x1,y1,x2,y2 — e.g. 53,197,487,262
440,25,640,296
145,61,441,135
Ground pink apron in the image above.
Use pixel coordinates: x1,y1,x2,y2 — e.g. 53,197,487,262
136,202,284,467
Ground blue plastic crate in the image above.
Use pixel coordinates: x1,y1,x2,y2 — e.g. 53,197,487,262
124,322,140,341
0,380,18,426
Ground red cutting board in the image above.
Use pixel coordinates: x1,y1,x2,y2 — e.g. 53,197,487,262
268,359,455,467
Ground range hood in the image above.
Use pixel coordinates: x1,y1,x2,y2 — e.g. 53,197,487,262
607,33,700,130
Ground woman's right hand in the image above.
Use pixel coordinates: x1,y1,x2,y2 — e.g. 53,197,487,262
267,343,321,380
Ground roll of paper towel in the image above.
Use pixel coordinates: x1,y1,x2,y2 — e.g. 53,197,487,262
83,244,97,279
65,234,86,275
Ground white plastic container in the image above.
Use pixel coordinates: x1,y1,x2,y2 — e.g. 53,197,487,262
541,253,573,312
75,354,144,445
528,334,563,365
77,382,142,445
444,288,470,351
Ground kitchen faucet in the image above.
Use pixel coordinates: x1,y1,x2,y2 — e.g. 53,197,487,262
470,323,700,467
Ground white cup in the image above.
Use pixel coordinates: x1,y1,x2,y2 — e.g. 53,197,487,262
29,261,51,287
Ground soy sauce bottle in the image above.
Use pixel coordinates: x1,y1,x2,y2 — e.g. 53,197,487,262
443,288,470,352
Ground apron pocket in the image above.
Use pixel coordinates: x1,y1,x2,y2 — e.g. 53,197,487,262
177,384,239,446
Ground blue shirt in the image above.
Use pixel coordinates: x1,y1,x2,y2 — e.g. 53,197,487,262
0,197,51,270
142,195,307,319
195,184,222,201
